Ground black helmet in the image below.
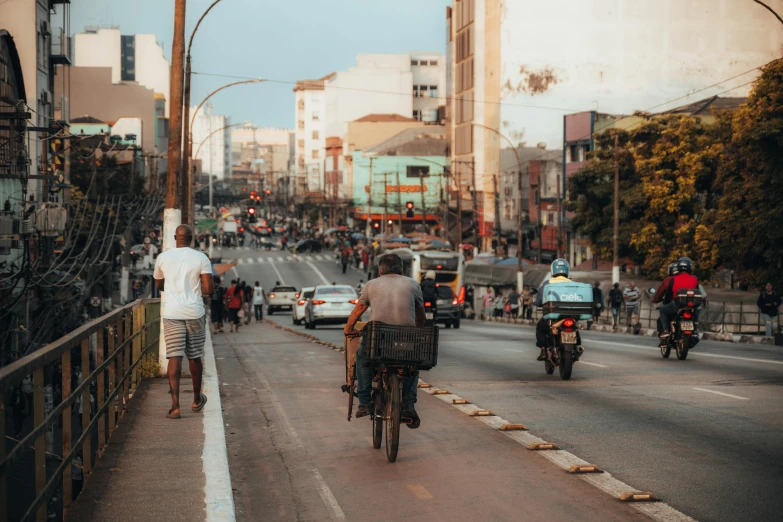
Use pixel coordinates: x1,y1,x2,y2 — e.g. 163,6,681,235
667,262,679,276
676,257,693,274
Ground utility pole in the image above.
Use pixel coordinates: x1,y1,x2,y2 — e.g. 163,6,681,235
382,171,389,236
537,183,542,266
395,170,403,232
366,158,373,237
471,158,478,250
164,0,186,251
612,134,620,285
556,166,562,260
517,166,525,291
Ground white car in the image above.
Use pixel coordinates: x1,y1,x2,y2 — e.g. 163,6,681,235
267,285,298,314
293,287,315,325
304,285,359,329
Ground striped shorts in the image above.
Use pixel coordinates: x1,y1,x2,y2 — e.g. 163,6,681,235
163,316,207,360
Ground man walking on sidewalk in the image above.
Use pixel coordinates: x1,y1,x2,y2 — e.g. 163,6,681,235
607,282,623,329
623,281,640,327
757,283,782,337
154,225,212,419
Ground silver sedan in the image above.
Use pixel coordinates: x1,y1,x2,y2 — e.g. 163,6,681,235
304,285,359,329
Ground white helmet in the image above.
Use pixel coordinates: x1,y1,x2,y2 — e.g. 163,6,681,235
425,270,436,280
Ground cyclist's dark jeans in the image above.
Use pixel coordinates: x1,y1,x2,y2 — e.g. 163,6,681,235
356,348,418,408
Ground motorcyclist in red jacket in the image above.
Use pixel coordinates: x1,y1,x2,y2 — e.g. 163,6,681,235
659,257,700,341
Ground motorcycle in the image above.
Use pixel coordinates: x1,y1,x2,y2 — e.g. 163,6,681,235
660,289,703,360
423,301,437,327
542,317,584,380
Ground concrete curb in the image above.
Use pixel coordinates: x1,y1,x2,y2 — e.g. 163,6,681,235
483,317,777,346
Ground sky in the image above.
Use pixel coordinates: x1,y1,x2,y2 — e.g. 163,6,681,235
71,0,451,129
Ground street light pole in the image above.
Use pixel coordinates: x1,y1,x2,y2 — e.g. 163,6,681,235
181,0,226,231
163,0,186,252
612,134,620,285
471,122,523,289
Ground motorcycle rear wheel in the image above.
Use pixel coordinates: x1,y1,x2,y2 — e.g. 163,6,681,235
661,341,671,358
559,346,574,380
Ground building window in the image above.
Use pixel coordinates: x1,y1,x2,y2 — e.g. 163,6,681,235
312,130,319,140
429,86,438,97
455,124,473,155
411,59,419,66
406,166,430,178
429,60,438,66
312,149,319,159
298,120,305,129
413,110,421,121
298,139,305,148
298,99,305,110
312,111,320,121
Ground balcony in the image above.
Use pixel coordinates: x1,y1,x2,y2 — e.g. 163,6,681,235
50,28,72,66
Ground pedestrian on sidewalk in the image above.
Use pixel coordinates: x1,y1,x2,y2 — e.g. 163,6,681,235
210,276,226,334
482,287,495,319
623,281,640,327
225,280,244,332
608,282,623,329
493,291,505,318
522,285,533,319
253,281,267,322
757,283,782,337
154,224,212,419
242,281,253,325
591,281,604,325
507,287,521,318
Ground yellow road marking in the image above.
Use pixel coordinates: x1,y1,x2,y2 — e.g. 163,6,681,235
406,484,433,499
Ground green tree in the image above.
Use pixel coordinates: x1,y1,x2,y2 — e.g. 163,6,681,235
707,59,783,288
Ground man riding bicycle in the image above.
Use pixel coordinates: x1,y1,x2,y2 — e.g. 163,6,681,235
344,253,425,423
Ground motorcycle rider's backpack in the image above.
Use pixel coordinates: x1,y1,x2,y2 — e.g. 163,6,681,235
420,280,438,305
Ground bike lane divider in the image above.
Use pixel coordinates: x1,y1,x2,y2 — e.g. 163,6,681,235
416,379,696,522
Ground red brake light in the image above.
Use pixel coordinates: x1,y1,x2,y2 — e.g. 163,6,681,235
424,301,432,307
563,319,575,328
436,265,442,269
349,299,358,304
682,312,692,319
458,286,465,304
312,299,326,305
688,302,694,307
269,293,275,298
268,228,272,232
297,299,306,306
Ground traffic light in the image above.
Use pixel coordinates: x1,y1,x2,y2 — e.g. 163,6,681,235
255,195,261,202
406,201,414,219
248,207,256,215
372,221,380,230
265,189,272,196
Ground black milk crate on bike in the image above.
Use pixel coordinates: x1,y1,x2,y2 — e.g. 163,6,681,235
674,290,703,307
360,322,439,370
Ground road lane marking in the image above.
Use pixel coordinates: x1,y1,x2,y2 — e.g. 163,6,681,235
231,267,238,278
504,348,523,353
590,339,783,366
406,484,433,499
692,387,749,400
268,260,286,285
579,361,609,368
257,257,264,263
306,261,331,285
277,256,285,262
246,258,254,264
236,258,244,264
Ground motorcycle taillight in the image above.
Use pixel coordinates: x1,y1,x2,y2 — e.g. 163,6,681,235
424,302,432,307
682,312,692,319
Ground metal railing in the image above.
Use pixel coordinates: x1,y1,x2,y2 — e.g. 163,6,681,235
0,299,161,522
477,297,781,336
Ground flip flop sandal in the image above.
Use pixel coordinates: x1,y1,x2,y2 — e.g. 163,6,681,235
167,409,181,419
192,393,208,413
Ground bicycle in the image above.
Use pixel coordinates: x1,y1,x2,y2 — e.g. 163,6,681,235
343,322,438,463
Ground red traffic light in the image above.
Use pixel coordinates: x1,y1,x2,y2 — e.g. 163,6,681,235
250,191,257,195
406,202,414,210
255,195,261,201
372,222,380,229
248,208,256,214
265,189,271,195
239,227,245,233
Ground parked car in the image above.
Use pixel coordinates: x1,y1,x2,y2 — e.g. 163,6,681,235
304,285,358,329
435,285,460,328
267,285,298,314
293,287,315,325
291,239,322,253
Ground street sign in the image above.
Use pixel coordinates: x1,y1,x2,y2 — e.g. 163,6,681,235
90,296,102,307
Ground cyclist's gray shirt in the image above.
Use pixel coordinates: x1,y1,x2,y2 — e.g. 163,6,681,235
359,274,424,326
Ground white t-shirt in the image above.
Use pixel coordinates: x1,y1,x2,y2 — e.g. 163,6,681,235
154,247,212,319
253,286,265,305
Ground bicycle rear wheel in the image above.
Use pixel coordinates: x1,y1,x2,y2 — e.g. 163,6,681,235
385,373,401,462
372,391,383,449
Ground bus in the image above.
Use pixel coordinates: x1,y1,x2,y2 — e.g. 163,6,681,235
384,247,466,304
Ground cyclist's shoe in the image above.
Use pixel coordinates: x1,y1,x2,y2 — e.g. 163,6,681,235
355,404,372,418
402,405,420,429
536,347,547,361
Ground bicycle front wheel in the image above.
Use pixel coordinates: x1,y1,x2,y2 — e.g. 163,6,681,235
385,373,401,462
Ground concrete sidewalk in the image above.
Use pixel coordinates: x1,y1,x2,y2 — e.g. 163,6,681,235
67,332,234,522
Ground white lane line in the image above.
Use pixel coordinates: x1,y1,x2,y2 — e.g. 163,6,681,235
236,258,244,265
277,256,285,262
257,257,264,263
315,255,325,261
246,258,254,264
201,332,237,522
231,267,238,278
590,338,783,366
268,260,286,285
692,387,749,400
579,361,610,368
306,261,331,285
504,348,523,353
287,256,294,261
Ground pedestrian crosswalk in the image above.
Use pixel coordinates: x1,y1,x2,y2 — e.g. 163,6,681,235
229,254,332,265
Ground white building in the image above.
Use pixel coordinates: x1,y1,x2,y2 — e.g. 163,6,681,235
74,26,171,116
294,74,332,194
449,0,783,248
191,103,231,181
232,123,294,173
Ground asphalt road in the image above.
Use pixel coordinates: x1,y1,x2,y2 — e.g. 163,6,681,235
221,244,783,522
